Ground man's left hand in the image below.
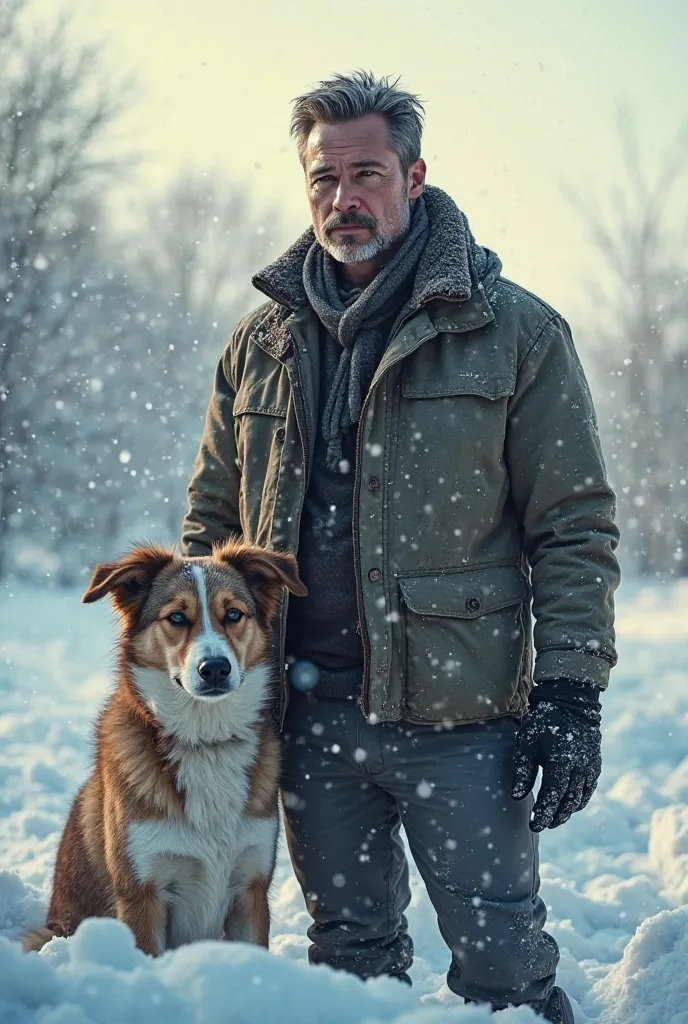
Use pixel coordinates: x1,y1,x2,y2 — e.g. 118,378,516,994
511,679,602,832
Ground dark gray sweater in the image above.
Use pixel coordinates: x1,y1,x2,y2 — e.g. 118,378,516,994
285,293,410,700
285,397,362,699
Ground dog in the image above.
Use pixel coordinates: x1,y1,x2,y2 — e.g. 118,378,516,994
23,540,306,955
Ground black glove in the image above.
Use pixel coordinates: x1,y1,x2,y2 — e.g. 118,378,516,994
511,679,602,832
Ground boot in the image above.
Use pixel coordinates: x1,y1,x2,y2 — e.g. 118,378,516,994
465,986,574,1022
533,986,575,1023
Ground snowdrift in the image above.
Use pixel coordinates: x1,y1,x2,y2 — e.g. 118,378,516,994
1,914,536,1024
1,577,687,1022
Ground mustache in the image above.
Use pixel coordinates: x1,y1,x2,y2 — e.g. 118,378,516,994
324,212,376,234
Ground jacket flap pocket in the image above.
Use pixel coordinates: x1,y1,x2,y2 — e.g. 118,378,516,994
399,565,527,619
402,369,515,401
401,332,516,400
234,383,287,418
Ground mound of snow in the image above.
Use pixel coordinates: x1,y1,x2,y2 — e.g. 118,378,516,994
29,760,69,794
595,907,688,1024
648,805,688,905
662,758,688,803
0,917,539,1024
0,869,44,940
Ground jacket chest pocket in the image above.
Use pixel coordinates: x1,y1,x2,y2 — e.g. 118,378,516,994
233,390,288,548
398,564,529,723
398,345,516,474
401,326,517,400
392,365,516,566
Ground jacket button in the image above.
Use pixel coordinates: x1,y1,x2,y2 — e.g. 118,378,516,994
466,596,481,613
368,568,381,582
275,426,286,442
368,476,380,492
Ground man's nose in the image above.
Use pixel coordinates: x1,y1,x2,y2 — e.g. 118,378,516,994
333,180,360,212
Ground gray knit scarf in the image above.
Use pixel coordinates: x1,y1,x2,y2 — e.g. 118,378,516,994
303,198,430,471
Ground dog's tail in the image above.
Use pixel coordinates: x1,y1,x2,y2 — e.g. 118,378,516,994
22,925,59,952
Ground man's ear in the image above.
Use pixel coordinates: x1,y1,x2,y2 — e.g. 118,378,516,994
82,544,176,615
408,157,426,200
215,542,307,627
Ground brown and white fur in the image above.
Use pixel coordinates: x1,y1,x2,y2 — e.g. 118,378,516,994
23,540,306,955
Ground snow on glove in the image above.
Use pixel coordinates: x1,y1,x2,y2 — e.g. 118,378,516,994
511,679,602,832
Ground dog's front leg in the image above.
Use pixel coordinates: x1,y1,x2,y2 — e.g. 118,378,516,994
115,882,166,956
224,875,270,948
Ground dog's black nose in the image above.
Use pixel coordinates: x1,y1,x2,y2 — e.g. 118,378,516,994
197,657,232,692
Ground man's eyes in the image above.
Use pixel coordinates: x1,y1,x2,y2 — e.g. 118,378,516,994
312,170,380,186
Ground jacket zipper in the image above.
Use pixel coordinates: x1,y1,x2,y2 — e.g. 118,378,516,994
353,387,373,717
278,334,311,727
290,343,311,482
353,314,414,717
354,318,440,719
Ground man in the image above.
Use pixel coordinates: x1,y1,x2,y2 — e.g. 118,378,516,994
182,72,619,1022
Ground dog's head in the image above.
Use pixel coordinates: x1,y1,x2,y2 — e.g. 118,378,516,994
82,540,306,739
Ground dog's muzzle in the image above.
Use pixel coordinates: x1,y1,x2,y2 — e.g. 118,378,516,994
194,657,234,698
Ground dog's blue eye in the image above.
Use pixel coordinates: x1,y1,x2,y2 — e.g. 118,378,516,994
224,608,244,624
167,611,189,627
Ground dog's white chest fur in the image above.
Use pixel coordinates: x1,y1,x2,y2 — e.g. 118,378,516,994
128,737,277,950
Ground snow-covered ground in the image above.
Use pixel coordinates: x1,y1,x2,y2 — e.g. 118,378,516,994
1,576,687,1023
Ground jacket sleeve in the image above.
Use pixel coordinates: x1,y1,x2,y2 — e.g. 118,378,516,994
504,315,620,688
181,348,242,556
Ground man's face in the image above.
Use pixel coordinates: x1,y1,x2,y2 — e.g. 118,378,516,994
303,113,425,264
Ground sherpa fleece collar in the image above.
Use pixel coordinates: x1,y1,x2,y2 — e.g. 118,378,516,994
251,185,502,315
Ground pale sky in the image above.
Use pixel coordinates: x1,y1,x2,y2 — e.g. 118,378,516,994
33,0,688,325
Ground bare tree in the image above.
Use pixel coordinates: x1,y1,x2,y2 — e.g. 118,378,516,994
129,166,281,333
0,6,286,582
116,168,285,535
0,1,131,576
566,113,688,574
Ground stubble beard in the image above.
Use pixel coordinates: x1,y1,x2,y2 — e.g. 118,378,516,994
318,201,411,265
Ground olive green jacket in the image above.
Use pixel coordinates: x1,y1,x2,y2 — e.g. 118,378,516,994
182,191,619,725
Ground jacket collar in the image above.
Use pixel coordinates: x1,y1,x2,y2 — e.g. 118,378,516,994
251,186,501,357
428,287,496,334
253,186,500,311
251,287,497,366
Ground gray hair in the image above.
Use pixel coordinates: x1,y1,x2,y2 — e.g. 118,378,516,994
290,70,425,170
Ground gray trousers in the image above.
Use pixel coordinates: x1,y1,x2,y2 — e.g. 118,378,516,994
281,691,561,1011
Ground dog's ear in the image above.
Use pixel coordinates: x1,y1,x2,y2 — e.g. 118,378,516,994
216,543,307,626
82,545,175,615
